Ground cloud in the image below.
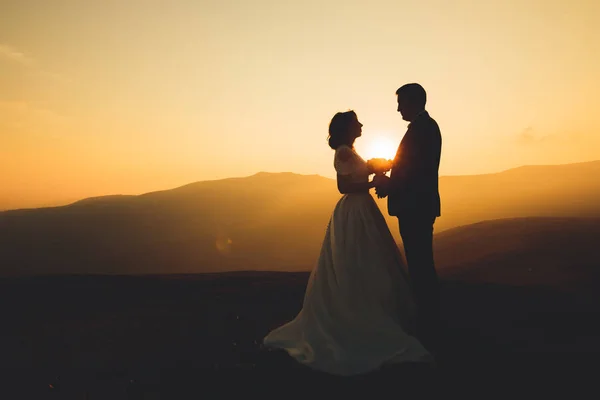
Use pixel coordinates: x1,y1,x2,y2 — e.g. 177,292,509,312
511,125,600,165
517,126,536,144
0,44,34,66
516,126,584,145
0,43,71,84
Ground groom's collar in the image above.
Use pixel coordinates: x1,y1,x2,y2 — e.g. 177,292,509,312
408,110,428,128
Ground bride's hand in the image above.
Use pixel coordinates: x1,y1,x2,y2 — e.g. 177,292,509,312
367,158,393,175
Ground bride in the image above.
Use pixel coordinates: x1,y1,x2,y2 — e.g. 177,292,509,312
263,110,432,376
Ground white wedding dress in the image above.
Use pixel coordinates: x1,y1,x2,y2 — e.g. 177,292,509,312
263,145,432,376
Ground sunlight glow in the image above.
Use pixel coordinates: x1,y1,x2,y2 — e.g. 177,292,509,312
359,135,397,161
2,1,600,210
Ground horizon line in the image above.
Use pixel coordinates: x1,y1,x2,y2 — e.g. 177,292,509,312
2,158,599,213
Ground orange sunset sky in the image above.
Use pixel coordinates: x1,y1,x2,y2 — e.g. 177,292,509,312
1,0,599,210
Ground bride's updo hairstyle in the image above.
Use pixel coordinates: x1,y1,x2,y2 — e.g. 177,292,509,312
327,110,357,150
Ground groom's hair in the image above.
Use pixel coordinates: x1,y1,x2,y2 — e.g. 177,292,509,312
328,110,357,150
396,83,427,109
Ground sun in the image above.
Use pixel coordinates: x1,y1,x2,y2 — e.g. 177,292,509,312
358,134,397,161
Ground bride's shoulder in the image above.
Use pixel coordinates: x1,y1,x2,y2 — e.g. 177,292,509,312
335,145,354,162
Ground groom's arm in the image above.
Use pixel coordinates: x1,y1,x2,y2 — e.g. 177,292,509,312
386,126,438,194
412,122,441,192
372,143,412,197
386,134,420,194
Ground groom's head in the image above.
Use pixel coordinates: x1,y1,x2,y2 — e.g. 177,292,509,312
396,83,426,122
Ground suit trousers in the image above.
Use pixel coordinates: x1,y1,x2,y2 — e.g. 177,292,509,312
397,215,440,346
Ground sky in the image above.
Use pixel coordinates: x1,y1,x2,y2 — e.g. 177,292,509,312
1,0,600,210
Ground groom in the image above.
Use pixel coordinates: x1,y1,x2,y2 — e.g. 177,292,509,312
374,83,442,350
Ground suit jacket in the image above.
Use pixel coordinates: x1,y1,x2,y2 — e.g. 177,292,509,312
387,111,442,218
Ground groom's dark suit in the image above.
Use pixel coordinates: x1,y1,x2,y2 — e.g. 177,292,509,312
388,110,441,344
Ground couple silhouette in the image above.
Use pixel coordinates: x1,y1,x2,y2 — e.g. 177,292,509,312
263,83,442,376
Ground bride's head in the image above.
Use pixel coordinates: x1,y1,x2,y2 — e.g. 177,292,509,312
327,110,363,150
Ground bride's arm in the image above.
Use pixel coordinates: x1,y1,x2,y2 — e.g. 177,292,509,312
337,174,375,194
334,146,375,193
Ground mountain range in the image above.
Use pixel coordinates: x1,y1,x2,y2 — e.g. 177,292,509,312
1,161,599,281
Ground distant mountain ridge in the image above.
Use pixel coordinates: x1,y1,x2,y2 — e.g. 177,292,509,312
71,195,137,206
3,160,600,212
1,161,599,277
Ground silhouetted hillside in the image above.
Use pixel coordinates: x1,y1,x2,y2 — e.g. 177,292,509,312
70,194,137,206
436,160,600,232
435,217,600,293
0,173,339,276
1,162,599,276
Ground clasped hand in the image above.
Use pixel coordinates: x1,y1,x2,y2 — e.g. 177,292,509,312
366,158,392,199
372,174,390,198
366,158,392,175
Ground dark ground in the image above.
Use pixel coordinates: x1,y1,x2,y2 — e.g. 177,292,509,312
1,272,599,398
